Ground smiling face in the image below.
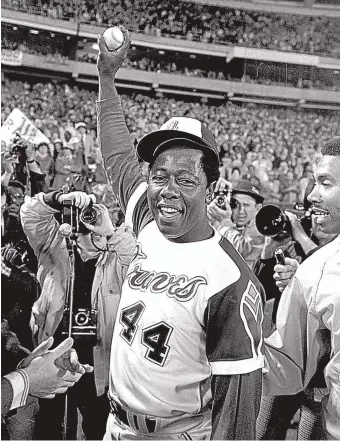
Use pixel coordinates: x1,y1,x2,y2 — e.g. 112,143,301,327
147,147,213,243
308,155,340,235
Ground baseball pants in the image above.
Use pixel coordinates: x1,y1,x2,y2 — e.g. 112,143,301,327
104,408,212,440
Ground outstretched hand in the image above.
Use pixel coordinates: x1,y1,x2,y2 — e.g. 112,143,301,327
97,25,131,79
22,337,92,399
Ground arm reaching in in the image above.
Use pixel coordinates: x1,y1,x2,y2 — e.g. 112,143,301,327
3,337,93,415
273,257,299,292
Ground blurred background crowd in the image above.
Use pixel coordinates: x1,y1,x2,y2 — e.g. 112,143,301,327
1,77,339,205
3,0,340,57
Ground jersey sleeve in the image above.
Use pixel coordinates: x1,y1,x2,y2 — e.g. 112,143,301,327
205,277,265,375
96,93,145,213
96,94,153,235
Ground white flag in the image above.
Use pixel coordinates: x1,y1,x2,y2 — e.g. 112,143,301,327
0,108,51,148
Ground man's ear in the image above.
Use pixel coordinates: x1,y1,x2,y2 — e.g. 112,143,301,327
205,182,215,204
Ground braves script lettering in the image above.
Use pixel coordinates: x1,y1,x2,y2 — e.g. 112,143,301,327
126,264,207,302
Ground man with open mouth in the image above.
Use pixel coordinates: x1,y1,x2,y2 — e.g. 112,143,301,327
96,26,265,440
264,136,340,440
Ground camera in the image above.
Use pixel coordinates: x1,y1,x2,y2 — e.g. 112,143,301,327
255,203,316,241
60,186,99,234
214,185,232,210
61,307,97,341
10,134,28,159
255,205,292,241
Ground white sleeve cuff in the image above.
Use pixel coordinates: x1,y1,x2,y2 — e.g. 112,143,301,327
4,369,30,410
210,356,264,375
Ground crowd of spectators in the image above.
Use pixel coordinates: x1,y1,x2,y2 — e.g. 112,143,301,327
2,77,340,205
2,31,338,91
2,33,70,65
3,0,340,57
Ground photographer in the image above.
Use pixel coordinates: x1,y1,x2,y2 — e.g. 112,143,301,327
20,189,135,440
1,184,39,350
208,179,265,269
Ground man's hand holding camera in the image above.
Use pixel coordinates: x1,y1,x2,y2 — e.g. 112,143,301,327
207,177,233,229
57,191,95,210
81,204,116,237
284,211,307,242
56,191,116,237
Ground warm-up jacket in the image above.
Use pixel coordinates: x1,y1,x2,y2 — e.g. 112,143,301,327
20,193,136,395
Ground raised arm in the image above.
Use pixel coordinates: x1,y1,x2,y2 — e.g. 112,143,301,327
96,27,145,213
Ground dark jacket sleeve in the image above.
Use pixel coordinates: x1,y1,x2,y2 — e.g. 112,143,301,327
253,257,280,302
96,89,145,213
211,370,262,440
29,170,48,196
1,377,14,418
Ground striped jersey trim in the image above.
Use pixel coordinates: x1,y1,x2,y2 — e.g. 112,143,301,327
210,357,264,375
125,182,148,231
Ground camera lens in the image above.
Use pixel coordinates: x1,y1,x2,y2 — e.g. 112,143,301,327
80,206,98,224
74,311,89,326
216,196,225,207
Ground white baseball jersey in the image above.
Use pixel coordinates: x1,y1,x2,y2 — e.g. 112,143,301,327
264,235,340,440
108,184,264,418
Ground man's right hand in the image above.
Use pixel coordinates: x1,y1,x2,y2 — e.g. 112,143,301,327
207,199,232,225
81,203,116,237
273,257,299,292
97,25,131,79
22,337,86,399
57,191,96,210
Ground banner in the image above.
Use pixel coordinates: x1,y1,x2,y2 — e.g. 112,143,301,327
0,108,51,148
1,49,23,66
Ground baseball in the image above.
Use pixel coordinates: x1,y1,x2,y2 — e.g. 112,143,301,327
103,27,125,52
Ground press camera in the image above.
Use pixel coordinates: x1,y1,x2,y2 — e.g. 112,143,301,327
9,134,29,159
61,186,99,234
61,307,97,341
214,184,232,210
255,203,319,241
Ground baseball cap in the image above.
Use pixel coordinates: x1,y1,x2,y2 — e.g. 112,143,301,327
62,143,75,151
136,117,219,163
75,122,86,130
232,180,264,204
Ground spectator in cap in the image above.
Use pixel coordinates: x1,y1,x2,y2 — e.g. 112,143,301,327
208,179,265,269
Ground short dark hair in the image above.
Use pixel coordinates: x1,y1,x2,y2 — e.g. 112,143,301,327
200,151,220,187
8,180,25,193
321,137,340,156
148,143,219,188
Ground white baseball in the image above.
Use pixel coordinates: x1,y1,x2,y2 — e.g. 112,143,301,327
103,27,125,52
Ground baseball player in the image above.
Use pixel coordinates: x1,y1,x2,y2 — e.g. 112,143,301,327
97,27,265,440
264,137,340,440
